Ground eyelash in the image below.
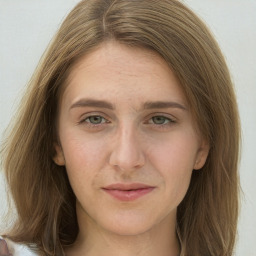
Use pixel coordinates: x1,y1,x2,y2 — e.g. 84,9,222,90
79,115,109,127
79,114,176,129
147,116,175,125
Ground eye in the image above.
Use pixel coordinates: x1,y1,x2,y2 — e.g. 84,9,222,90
150,116,174,125
78,114,110,131
84,115,107,124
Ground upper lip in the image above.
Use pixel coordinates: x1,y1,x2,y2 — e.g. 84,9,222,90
103,183,155,191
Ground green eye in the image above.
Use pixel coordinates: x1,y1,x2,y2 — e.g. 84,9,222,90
86,116,105,124
152,116,170,125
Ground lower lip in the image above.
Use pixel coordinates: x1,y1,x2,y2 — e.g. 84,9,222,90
103,187,155,201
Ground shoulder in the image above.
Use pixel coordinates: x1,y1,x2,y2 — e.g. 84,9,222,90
0,237,38,256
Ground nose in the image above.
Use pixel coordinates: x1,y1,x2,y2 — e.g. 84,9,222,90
109,124,145,171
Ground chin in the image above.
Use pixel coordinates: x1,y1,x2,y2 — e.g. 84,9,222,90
107,223,153,236
99,212,160,236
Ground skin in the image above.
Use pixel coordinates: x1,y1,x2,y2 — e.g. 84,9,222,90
54,41,209,256
0,239,12,256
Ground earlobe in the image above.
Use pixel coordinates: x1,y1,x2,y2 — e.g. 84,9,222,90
53,143,65,166
194,140,210,170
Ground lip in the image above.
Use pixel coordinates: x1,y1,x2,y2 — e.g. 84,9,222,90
102,183,155,201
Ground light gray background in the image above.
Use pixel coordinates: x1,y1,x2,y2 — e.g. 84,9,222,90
0,1,255,255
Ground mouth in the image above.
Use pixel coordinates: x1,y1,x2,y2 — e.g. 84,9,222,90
102,183,155,201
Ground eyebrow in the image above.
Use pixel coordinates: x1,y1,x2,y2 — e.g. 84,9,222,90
70,99,115,110
143,101,187,111
69,98,187,111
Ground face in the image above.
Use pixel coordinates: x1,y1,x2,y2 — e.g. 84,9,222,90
54,42,209,236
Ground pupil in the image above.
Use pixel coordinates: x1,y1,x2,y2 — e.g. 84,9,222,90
153,116,165,124
90,116,102,124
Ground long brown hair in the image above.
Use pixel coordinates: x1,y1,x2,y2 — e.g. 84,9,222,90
1,0,240,255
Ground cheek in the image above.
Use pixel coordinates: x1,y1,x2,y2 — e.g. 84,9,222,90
60,133,107,187
61,128,106,164
147,133,198,200
147,132,199,171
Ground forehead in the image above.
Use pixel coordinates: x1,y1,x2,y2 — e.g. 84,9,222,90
61,41,188,109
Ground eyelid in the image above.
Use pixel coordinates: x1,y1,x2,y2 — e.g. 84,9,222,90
79,111,108,119
149,116,174,124
146,113,176,122
76,111,177,130
85,116,107,124
78,112,111,125
143,113,177,131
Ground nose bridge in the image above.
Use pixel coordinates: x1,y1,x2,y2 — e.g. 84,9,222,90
109,121,145,170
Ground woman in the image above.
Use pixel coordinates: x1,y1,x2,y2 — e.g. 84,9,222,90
1,0,240,255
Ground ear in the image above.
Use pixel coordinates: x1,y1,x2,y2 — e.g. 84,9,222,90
194,138,210,170
53,142,65,166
